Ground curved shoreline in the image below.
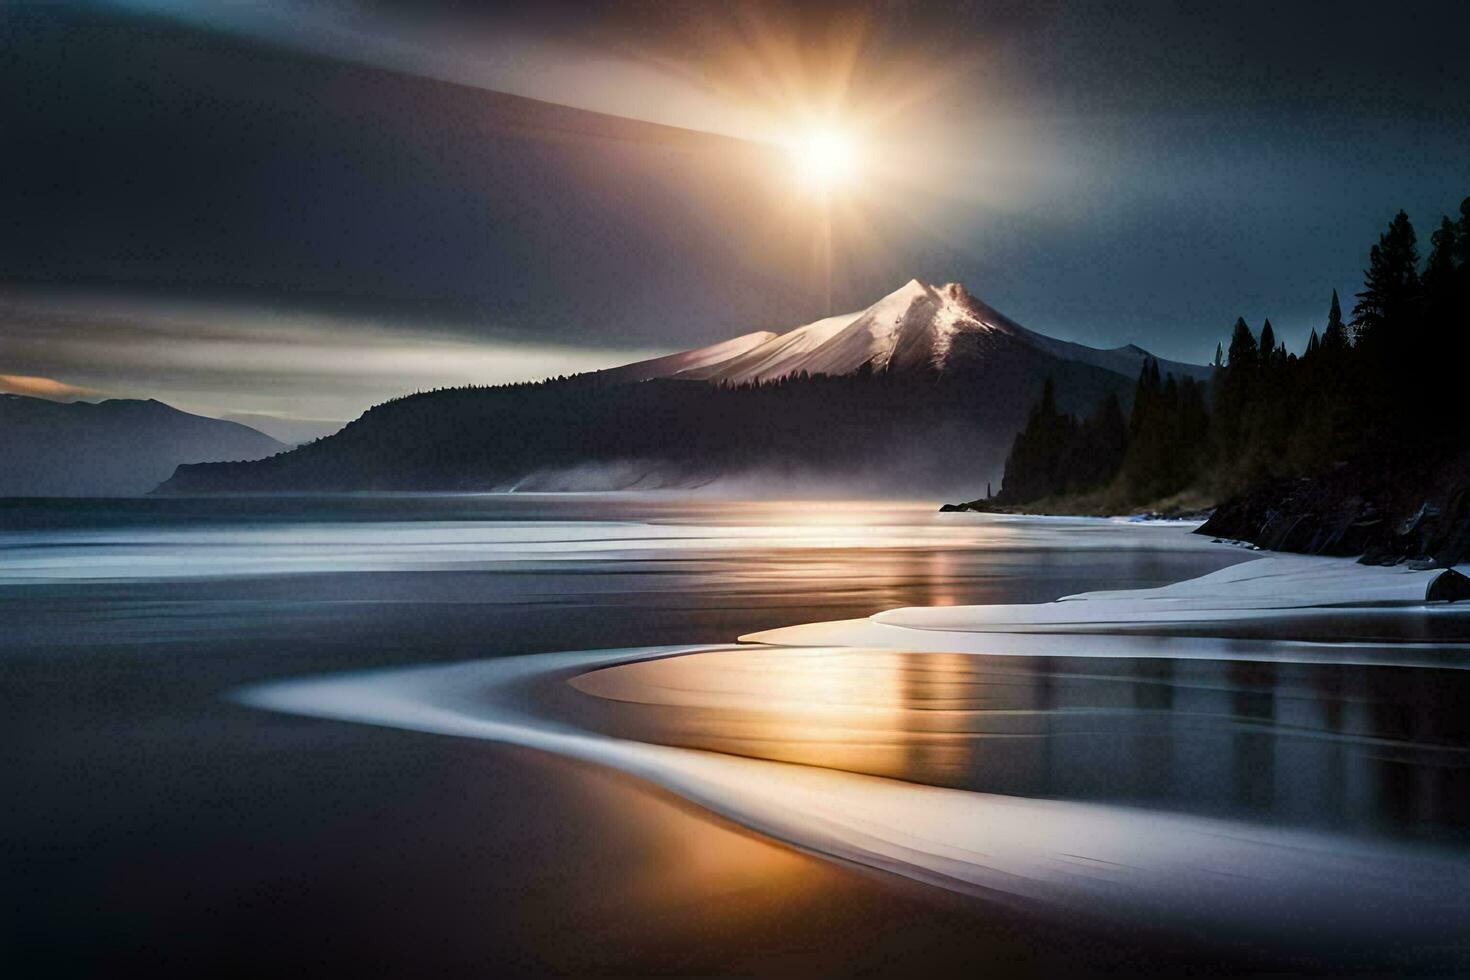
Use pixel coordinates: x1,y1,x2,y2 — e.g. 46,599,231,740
235,551,1470,960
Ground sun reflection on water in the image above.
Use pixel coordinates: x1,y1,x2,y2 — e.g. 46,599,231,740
573,647,987,778
569,646,1470,842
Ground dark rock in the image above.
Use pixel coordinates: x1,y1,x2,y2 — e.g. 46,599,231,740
1433,488,1470,568
1336,516,1383,557
942,499,1007,514
1198,447,1470,565
1359,544,1403,567
1427,568,1470,603
1399,503,1440,536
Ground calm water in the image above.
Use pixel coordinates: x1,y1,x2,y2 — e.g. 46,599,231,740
567,647,1470,845
5,495,1467,973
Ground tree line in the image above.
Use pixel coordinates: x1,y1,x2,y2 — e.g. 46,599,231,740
163,360,1128,494
995,195,1470,508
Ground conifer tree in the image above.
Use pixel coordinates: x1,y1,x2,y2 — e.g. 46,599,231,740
1352,210,1419,347
1211,319,1258,471
1227,317,1258,368
1452,198,1470,321
1087,392,1128,483
1424,216,1459,316
1421,210,1466,427
1351,210,1424,437
1321,290,1350,353
1458,197,1470,268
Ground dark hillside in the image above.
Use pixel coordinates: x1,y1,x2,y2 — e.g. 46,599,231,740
159,351,1131,496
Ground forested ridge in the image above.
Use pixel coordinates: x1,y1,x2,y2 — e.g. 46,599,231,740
158,343,1132,495
968,195,1470,566
985,196,1470,521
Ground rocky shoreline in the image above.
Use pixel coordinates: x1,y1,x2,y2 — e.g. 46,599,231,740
944,445,1470,581
1197,447,1470,570
938,498,1213,522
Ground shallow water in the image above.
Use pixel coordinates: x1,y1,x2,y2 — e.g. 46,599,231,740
7,495,1467,973
567,646,1470,843
245,644,1470,962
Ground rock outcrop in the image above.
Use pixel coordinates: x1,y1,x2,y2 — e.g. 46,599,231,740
1427,568,1470,602
1197,447,1470,568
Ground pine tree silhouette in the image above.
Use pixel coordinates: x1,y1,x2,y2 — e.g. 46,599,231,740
1321,290,1350,354
1352,209,1420,348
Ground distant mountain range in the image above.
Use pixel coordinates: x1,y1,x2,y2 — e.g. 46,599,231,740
159,280,1210,496
0,395,286,496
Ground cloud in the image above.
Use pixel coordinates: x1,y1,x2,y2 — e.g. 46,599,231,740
0,290,665,421
0,374,104,401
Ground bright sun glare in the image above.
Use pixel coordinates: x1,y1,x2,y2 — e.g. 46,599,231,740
789,128,859,193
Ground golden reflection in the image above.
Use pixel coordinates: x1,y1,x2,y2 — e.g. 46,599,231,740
921,549,964,607
571,647,984,781
572,761,816,920
568,649,1470,841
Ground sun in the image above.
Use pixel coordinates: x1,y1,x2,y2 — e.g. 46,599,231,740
788,127,859,193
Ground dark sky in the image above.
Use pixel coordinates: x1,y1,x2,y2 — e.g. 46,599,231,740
3,1,1468,419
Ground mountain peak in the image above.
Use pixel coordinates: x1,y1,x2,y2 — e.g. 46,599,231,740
589,278,1212,388
938,281,967,299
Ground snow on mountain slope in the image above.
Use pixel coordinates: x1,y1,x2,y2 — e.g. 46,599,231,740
593,279,1211,387
677,311,859,383
588,330,777,384
776,278,946,378
705,279,1021,380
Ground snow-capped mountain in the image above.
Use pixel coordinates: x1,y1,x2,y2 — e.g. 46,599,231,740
610,279,1211,386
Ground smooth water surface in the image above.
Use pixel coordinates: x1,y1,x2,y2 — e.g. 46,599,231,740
9,495,1463,974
